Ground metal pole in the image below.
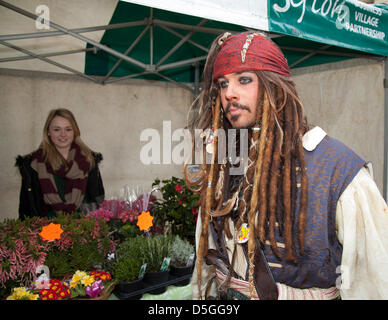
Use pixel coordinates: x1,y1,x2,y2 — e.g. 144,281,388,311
280,45,383,60
384,58,388,201
0,20,148,41
194,62,200,97
104,71,152,84
101,25,150,84
157,55,207,72
0,40,99,83
155,72,194,93
0,0,147,70
153,19,233,35
150,8,153,66
289,45,331,68
155,19,208,68
0,47,96,63
158,24,209,53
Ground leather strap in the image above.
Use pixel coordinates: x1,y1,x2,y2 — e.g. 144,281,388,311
242,241,278,300
208,219,278,300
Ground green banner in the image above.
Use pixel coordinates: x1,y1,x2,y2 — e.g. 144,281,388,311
269,0,388,56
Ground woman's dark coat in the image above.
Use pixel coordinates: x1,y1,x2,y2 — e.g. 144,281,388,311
15,151,105,220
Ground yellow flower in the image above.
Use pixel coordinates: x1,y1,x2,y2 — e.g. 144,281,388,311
69,281,78,288
72,270,87,283
81,275,94,286
7,287,38,300
28,293,39,300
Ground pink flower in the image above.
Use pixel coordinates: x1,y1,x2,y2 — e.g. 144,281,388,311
192,207,198,216
86,208,114,222
85,280,104,298
119,209,139,224
175,184,183,192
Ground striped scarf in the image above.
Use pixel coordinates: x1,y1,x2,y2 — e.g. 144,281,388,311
31,142,90,214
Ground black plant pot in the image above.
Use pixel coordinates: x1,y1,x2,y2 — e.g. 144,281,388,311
169,265,193,286
143,271,169,294
114,278,144,300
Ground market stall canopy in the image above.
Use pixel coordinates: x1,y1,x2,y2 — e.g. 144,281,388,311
84,0,388,91
0,0,387,92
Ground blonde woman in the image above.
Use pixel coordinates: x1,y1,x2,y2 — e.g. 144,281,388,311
16,108,105,219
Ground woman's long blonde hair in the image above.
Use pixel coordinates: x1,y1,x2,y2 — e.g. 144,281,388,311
42,108,95,170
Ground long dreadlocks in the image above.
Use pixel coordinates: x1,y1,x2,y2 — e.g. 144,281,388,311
184,31,309,299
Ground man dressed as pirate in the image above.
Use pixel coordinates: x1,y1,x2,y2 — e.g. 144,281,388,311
184,31,388,300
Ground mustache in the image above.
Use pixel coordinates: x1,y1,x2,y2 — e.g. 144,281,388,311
225,102,251,114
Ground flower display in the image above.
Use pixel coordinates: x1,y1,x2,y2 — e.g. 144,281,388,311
0,213,116,298
39,223,64,241
6,287,39,300
136,211,154,231
39,280,71,300
5,270,113,300
151,177,199,244
85,208,115,222
118,208,139,224
85,280,104,298
90,270,112,282
86,196,157,242
68,270,112,299
0,217,50,297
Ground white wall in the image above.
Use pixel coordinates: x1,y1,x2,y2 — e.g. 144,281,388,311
0,69,193,220
0,0,118,74
292,58,385,193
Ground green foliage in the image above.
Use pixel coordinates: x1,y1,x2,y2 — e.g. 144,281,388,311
45,241,105,279
168,235,195,267
117,223,142,240
0,216,50,294
151,177,199,244
43,249,72,278
42,212,115,278
141,234,174,272
112,236,145,282
0,212,117,290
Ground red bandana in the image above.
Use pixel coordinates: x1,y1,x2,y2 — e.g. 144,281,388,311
212,33,290,81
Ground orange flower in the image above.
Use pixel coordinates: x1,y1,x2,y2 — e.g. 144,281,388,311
39,223,63,241
136,211,154,231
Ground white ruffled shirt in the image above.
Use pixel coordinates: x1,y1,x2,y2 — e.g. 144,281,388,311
192,126,388,300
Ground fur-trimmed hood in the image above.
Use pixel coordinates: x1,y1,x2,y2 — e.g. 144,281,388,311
15,151,103,170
